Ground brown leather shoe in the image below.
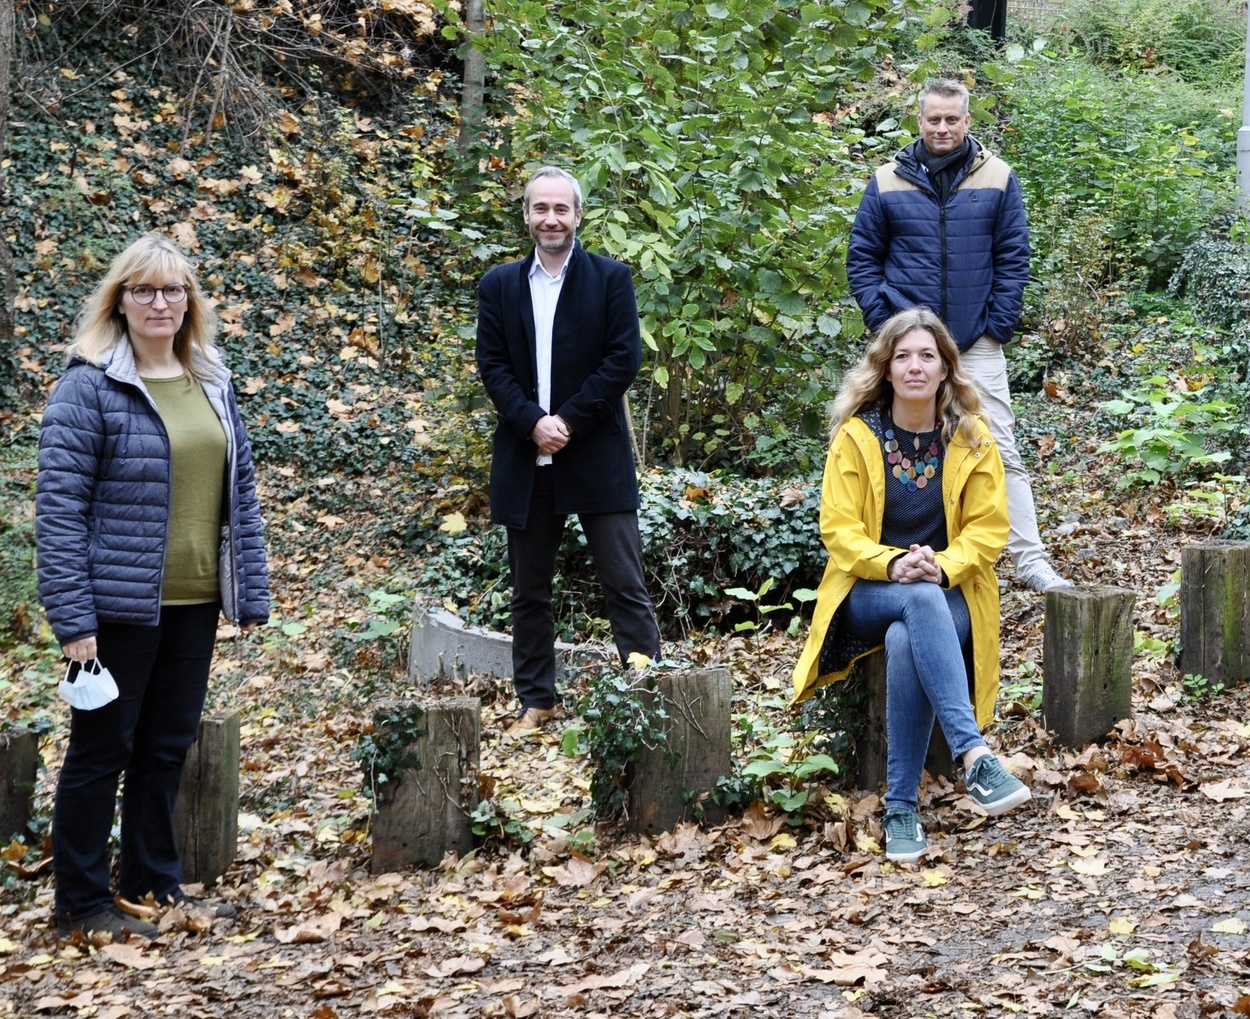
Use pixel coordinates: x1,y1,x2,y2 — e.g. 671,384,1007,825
505,705,561,737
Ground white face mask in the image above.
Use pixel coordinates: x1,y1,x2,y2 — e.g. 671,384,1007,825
59,658,119,711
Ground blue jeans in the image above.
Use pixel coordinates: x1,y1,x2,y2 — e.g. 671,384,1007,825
53,603,219,921
842,581,986,811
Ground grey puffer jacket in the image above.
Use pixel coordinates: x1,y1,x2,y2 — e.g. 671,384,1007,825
36,338,270,645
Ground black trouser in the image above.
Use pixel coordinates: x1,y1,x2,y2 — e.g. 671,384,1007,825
506,469,660,709
53,602,219,921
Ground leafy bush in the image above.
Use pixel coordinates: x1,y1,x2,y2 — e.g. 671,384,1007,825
449,0,927,465
996,57,1239,293
560,658,675,820
1054,0,1245,88
1170,235,1250,332
1097,379,1241,488
408,467,825,639
0,443,40,646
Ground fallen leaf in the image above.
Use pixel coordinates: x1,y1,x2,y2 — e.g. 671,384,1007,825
1200,780,1248,802
274,913,342,944
439,512,467,535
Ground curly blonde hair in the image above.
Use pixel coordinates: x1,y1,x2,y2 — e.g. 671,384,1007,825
66,232,218,381
830,308,983,446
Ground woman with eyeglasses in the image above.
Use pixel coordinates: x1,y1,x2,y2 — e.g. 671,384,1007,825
36,232,269,941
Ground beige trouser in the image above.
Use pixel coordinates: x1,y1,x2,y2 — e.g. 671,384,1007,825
958,337,1049,573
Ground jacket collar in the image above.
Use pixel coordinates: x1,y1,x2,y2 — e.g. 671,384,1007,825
92,336,230,389
894,136,988,186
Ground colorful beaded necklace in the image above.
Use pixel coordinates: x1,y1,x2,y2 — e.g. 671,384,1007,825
884,416,943,492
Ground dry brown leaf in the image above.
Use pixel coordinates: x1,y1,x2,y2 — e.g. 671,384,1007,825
740,800,787,840
547,851,607,888
99,942,163,969
1199,780,1248,802
274,912,342,944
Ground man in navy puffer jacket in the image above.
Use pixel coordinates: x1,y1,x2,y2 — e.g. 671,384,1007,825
847,78,1070,594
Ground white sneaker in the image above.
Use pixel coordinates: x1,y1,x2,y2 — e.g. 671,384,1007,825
1017,562,1072,593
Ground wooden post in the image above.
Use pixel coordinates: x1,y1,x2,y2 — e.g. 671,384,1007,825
854,651,954,791
627,667,732,835
1180,540,1250,686
174,712,240,886
1043,585,1136,747
371,697,480,873
0,727,36,841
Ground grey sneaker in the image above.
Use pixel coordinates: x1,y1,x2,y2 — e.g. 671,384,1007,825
57,906,158,941
1017,561,1072,593
965,755,1032,816
882,808,927,863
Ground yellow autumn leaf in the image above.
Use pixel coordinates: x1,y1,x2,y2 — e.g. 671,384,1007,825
921,869,947,887
200,955,228,966
1054,804,1080,821
1069,845,1100,858
1069,857,1110,876
627,651,651,670
1109,918,1136,935
1211,917,1247,935
1012,885,1044,900
1237,722,1250,738
770,832,797,850
0,938,14,954
439,512,467,535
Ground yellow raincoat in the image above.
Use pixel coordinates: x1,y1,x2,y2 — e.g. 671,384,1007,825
791,414,1008,727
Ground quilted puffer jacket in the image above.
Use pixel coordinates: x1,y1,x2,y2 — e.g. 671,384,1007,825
846,137,1031,350
36,338,270,645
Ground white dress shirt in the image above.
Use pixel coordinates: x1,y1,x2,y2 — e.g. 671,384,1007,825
528,247,574,465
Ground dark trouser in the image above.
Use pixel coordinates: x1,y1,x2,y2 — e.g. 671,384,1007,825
507,469,660,710
53,602,219,921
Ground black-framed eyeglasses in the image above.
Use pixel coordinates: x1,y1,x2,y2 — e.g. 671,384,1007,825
125,284,188,305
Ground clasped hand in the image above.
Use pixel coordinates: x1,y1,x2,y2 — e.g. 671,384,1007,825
531,414,571,456
889,544,943,585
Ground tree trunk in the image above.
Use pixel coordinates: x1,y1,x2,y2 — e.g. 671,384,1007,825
457,0,486,152
1042,585,1136,747
626,667,732,835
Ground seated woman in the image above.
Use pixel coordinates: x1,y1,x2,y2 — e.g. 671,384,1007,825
792,307,1030,863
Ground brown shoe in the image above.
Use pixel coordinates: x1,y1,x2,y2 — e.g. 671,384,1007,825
505,705,561,737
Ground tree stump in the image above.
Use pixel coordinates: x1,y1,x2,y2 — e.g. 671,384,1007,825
853,650,954,791
371,697,480,873
627,667,732,835
0,727,37,841
1043,585,1136,747
1180,540,1250,686
173,712,240,886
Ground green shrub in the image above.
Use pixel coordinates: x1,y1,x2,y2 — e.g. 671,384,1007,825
407,467,825,639
449,0,928,466
1055,0,1245,88
0,443,40,646
1097,378,1241,488
997,57,1239,292
1170,235,1250,331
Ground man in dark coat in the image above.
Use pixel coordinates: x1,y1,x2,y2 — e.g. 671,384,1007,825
846,78,1071,593
475,166,661,735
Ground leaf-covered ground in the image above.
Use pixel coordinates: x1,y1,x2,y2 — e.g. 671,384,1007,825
5,343,1250,1019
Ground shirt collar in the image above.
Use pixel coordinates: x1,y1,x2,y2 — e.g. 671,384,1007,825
528,245,575,283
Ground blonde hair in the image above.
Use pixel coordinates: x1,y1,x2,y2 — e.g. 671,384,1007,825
830,308,983,446
67,232,218,381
